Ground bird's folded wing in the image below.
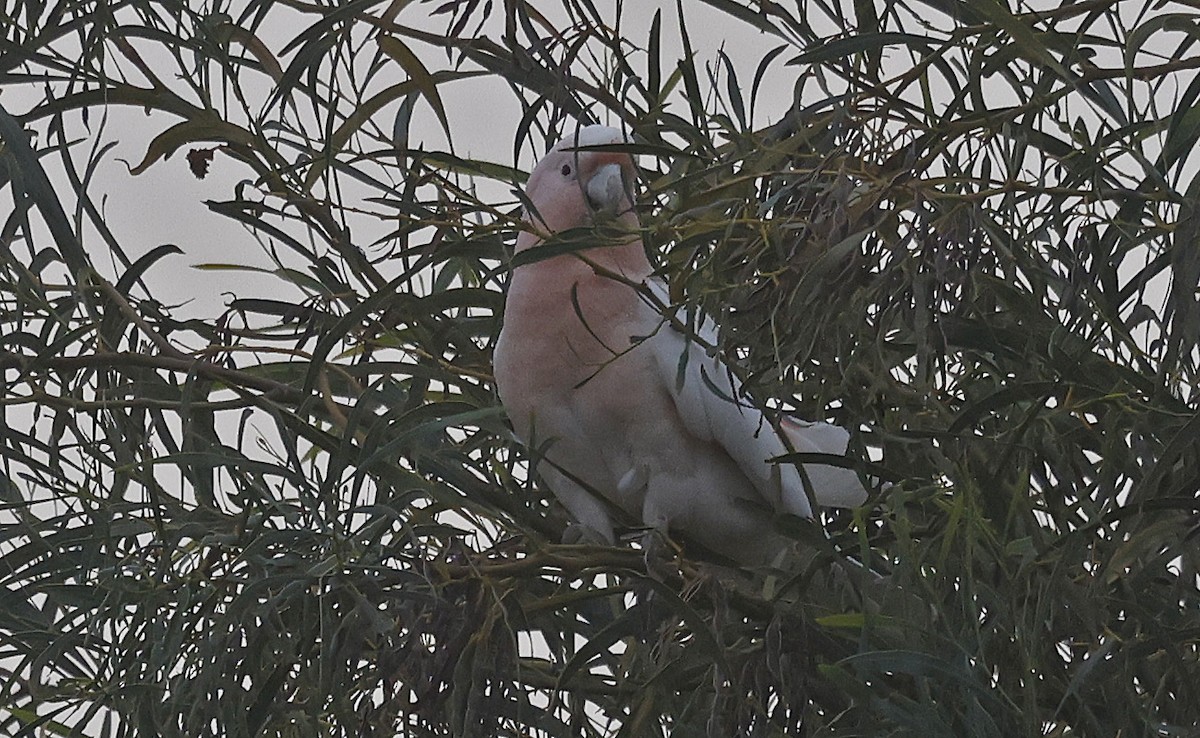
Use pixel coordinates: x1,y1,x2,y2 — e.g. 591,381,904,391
642,281,813,518
642,280,868,513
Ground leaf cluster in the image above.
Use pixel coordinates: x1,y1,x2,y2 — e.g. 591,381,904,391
1,0,1198,736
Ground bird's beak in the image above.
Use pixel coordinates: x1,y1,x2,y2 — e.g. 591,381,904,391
585,163,627,216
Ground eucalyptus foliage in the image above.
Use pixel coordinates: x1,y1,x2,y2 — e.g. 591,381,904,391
2,0,1199,735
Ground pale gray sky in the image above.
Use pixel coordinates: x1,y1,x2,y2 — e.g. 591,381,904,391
50,1,820,321
45,0,1185,330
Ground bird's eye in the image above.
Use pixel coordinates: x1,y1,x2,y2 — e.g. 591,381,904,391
561,164,572,176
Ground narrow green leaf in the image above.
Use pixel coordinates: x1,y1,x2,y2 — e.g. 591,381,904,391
378,35,452,139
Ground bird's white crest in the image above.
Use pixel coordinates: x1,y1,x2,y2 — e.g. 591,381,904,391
556,124,628,151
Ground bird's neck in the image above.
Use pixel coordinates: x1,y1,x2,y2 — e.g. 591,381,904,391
505,235,654,350
585,237,654,282
513,233,653,284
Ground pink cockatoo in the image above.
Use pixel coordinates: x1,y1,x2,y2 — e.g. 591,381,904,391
493,125,869,564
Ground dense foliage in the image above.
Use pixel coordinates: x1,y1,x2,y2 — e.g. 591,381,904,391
2,0,1199,735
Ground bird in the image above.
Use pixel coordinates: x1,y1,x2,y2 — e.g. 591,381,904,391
493,124,869,565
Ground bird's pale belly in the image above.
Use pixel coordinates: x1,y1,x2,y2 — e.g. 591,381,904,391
560,349,757,517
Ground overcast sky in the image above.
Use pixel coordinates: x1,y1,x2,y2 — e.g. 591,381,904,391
7,0,1187,325
39,2,816,321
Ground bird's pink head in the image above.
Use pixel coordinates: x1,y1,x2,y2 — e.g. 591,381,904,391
517,125,639,254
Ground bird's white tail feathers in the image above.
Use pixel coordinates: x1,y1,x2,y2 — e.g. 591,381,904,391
780,418,870,508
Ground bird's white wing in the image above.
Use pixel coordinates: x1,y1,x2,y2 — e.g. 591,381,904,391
641,281,811,517
642,280,868,515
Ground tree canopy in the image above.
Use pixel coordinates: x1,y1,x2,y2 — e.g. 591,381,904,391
1,0,1199,735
